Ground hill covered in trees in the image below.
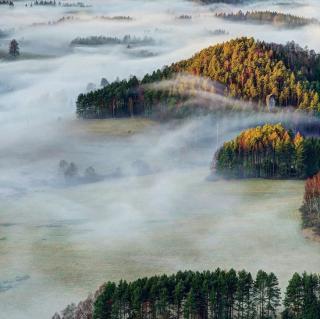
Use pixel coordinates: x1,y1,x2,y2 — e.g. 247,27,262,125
214,124,320,179
76,37,320,119
52,269,320,319
215,11,319,28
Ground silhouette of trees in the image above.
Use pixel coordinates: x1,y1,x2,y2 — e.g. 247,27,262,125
9,39,19,57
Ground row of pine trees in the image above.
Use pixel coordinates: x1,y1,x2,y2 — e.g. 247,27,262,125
93,269,320,319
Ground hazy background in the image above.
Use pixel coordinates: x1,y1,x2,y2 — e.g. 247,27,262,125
1,0,320,318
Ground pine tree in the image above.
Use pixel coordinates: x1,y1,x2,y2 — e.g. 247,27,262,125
94,282,116,319
235,270,255,319
254,270,269,319
283,273,303,318
184,288,197,319
265,273,281,318
174,280,185,319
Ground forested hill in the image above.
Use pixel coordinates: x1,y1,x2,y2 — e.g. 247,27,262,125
214,123,320,179
76,37,320,119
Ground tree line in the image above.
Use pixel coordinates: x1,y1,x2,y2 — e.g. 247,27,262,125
76,38,320,119
215,11,319,28
52,269,320,319
194,0,244,4
214,124,320,179
70,35,154,47
0,0,14,6
27,0,88,7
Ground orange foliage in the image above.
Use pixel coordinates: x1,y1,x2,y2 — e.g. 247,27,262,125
304,172,320,203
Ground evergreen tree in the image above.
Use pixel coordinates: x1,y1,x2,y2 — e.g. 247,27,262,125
94,282,116,319
283,273,304,318
265,273,281,318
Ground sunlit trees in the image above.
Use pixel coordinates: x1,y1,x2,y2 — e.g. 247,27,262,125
214,124,320,179
76,38,320,119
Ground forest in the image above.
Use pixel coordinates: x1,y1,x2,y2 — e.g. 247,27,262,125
70,35,155,47
52,269,320,319
76,38,320,119
214,124,320,179
300,172,320,233
215,11,319,28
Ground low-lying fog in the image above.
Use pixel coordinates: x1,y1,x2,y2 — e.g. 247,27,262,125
1,0,320,318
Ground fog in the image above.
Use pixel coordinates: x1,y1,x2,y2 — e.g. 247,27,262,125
1,0,320,318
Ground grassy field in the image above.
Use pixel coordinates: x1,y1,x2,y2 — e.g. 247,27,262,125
1,169,319,318
68,117,158,137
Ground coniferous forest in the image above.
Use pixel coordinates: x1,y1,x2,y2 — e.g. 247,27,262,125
76,38,320,119
53,269,320,319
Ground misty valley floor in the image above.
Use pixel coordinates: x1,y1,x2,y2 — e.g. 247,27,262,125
2,0,320,317
0,166,319,318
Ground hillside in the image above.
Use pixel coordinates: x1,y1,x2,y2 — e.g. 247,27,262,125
76,38,320,119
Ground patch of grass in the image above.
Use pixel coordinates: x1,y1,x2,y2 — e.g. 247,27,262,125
69,117,158,137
